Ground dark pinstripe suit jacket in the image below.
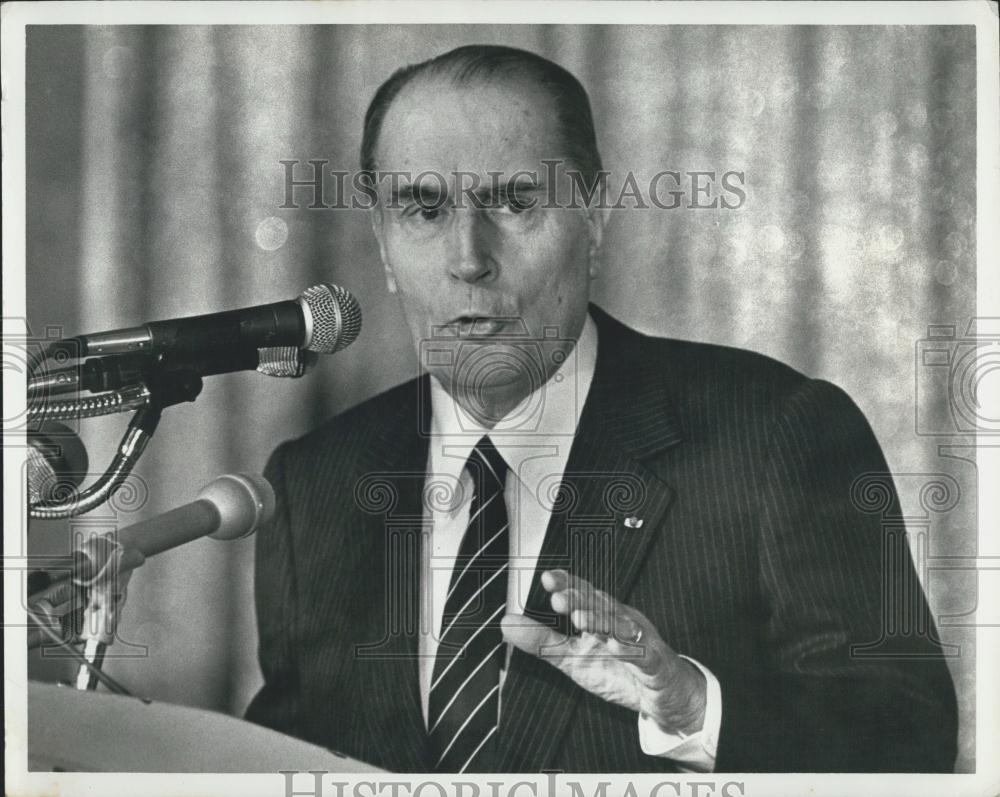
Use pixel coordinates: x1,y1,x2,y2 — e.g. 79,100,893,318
246,304,958,773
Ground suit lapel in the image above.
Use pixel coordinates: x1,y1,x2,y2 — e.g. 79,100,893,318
495,306,683,772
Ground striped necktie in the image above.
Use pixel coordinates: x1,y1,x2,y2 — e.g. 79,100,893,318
428,435,509,773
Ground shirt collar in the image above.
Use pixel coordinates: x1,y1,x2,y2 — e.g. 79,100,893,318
428,312,598,509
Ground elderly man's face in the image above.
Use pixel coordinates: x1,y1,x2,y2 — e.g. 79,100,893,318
371,76,604,416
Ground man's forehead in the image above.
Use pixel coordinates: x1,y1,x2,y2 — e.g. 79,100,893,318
373,75,563,177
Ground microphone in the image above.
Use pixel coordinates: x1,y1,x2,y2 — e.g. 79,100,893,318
51,283,361,360
26,422,89,504
86,472,276,577
27,472,275,649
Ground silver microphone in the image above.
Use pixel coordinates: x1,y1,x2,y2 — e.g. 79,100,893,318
27,473,275,649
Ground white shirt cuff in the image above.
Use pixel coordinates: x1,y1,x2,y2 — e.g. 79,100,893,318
637,655,722,773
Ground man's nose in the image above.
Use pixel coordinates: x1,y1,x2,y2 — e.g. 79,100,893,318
448,209,497,284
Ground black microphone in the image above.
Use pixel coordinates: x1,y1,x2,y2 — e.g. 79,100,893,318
51,283,361,360
27,472,275,649
26,421,89,504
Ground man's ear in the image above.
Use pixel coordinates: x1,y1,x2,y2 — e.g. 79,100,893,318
370,209,398,294
585,204,610,280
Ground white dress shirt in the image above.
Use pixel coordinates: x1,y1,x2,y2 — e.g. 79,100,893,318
418,312,722,771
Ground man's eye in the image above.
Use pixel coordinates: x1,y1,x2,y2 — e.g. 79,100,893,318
403,204,446,221
498,194,533,214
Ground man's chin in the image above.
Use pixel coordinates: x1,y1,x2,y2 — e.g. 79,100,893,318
431,368,528,396
435,371,543,429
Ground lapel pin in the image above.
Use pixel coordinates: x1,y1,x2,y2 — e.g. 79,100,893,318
624,516,644,529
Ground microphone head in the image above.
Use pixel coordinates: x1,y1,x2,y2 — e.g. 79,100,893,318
298,283,362,354
27,422,89,505
200,473,276,541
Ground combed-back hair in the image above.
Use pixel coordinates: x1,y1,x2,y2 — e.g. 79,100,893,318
360,44,603,189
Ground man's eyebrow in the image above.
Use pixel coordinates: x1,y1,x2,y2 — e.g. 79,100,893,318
509,181,547,195
499,175,545,192
386,175,546,206
471,177,547,204
389,181,448,206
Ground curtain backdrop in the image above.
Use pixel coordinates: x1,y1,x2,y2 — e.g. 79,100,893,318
25,25,976,771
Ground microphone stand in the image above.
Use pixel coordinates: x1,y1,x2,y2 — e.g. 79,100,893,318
25,598,134,695
77,640,108,691
27,368,201,693
75,566,133,691
67,519,149,691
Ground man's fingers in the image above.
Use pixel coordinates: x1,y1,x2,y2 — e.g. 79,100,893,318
501,613,566,660
550,588,611,627
544,570,615,626
570,609,614,636
567,605,620,636
540,569,567,592
544,570,646,642
542,569,606,603
549,587,578,615
540,571,674,676
502,613,601,674
511,603,667,688
604,613,669,676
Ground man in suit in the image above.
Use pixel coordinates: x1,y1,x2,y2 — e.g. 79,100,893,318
246,44,958,773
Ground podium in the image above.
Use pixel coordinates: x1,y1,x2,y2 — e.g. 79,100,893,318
28,681,385,773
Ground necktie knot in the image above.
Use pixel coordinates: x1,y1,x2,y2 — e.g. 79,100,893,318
468,435,508,490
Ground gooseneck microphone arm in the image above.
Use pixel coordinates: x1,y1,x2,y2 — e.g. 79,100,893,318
28,370,202,520
29,400,162,521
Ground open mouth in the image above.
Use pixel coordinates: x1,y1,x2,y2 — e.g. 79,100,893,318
450,315,509,337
